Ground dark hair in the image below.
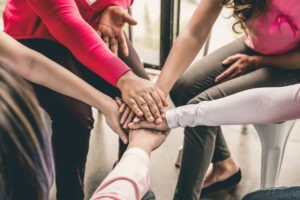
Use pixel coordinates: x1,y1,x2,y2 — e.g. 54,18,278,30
0,63,53,200
222,0,268,33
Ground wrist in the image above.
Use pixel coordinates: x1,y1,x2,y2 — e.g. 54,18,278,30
116,71,136,89
251,55,263,69
156,82,170,97
100,97,116,116
128,141,152,156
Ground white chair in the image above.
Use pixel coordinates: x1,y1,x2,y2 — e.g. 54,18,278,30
254,121,296,189
175,121,296,189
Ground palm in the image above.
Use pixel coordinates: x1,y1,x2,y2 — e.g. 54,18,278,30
97,6,137,56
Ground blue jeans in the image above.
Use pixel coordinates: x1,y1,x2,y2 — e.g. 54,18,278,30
243,187,300,200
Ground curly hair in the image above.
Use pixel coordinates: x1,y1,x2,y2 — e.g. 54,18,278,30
222,0,268,33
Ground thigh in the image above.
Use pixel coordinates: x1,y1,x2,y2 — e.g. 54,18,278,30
189,66,300,105
170,38,254,106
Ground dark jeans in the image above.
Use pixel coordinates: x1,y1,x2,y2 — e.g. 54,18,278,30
170,38,300,200
20,38,148,200
243,187,300,200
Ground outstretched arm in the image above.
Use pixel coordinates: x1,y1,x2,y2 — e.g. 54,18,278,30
129,84,300,130
23,0,166,122
90,129,169,200
166,84,300,128
156,0,223,95
0,31,128,143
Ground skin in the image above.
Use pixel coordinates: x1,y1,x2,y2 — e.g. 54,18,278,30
131,0,300,188
97,5,168,124
128,129,169,157
97,5,138,56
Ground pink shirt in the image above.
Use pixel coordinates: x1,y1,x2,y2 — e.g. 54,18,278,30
3,0,133,86
245,0,300,55
90,148,150,200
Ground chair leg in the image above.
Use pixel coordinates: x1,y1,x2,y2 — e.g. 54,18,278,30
175,146,183,168
254,121,296,189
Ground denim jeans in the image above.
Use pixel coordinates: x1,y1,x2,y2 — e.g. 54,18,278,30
243,187,300,200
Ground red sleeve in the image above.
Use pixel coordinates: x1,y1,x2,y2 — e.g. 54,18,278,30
26,0,131,86
93,0,134,10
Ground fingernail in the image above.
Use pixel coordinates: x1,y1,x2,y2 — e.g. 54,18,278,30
149,117,154,122
156,118,162,124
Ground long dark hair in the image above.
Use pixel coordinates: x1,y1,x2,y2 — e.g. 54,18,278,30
0,64,53,200
222,0,268,33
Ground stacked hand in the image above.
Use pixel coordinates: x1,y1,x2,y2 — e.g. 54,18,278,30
115,96,170,152
117,71,168,126
128,129,170,155
97,5,137,56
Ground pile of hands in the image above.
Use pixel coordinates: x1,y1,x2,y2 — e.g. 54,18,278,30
104,94,170,154
97,5,258,153
97,5,171,152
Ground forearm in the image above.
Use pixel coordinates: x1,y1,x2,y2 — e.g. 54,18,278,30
166,84,300,128
91,148,150,200
156,0,222,95
156,31,207,95
254,50,300,70
0,31,114,115
28,52,115,114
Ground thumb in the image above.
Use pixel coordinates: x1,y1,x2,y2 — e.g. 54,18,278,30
115,97,124,107
222,54,240,65
158,91,168,107
123,13,138,25
128,121,154,129
118,128,128,144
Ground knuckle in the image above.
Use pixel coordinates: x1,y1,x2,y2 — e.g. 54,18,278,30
153,111,160,116
130,101,136,107
140,101,147,106
149,100,155,106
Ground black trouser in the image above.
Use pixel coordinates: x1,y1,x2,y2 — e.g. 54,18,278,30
170,38,300,200
20,38,148,200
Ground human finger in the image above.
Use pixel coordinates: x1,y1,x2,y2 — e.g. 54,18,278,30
128,121,157,130
127,98,143,117
222,54,241,65
115,97,123,107
133,116,142,123
110,37,118,55
152,90,166,119
144,93,162,124
119,103,126,113
97,30,102,38
118,33,129,57
117,127,128,144
215,65,236,83
120,106,131,124
103,35,110,49
123,111,135,129
122,13,138,25
136,96,154,123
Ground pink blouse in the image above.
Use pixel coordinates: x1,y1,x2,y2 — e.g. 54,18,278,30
245,0,300,55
